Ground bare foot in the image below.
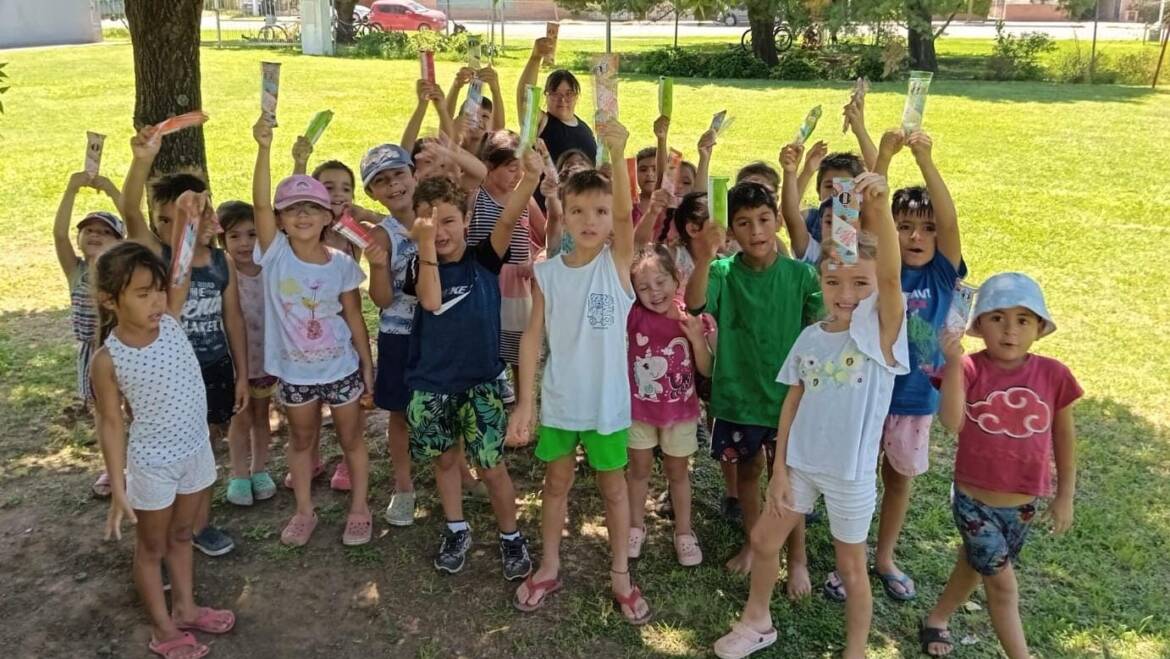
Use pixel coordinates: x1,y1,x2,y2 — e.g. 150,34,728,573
786,561,811,599
725,545,752,574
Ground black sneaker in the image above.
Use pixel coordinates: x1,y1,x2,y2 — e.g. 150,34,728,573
721,496,743,524
193,526,235,557
434,528,472,574
499,535,533,582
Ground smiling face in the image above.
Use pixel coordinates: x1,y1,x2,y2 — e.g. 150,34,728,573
417,200,467,261
368,167,416,216
104,265,167,332
563,188,613,252
316,168,355,219
77,220,121,260
729,204,778,263
632,258,679,314
896,212,937,267
819,257,877,326
545,81,578,122
976,306,1041,365
278,201,333,243
223,219,257,267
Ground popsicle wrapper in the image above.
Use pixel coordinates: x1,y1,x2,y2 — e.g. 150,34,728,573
945,281,978,334
625,157,638,203
152,111,210,145
516,84,542,156
829,177,860,265
169,192,205,287
842,77,869,134
709,110,735,136
261,61,280,126
303,110,334,146
463,79,485,129
468,36,482,69
85,131,105,177
709,176,730,228
661,148,684,207
901,71,933,133
334,210,372,250
658,76,673,118
591,54,619,164
420,50,436,84
794,105,822,146
543,23,559,66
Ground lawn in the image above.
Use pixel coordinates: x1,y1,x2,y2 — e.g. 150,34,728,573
1,38,1169,658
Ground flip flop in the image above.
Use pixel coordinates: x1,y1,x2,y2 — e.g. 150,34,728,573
918,618,954,656
92,471,111,498
713,621,778,659
612,585,652,626
174,607,236,634
876,570,917,601
148,632,208,659
280,512,318,547
822,571,847,602
513,575,563,613
341,511,373,546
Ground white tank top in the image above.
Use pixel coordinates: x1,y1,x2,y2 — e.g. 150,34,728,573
534,246,634,435
106,314,209,467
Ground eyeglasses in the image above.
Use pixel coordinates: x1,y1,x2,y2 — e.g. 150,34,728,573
545,91,578,102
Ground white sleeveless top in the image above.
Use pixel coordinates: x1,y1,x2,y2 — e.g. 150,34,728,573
106,314,209,467
377,215,419,335
534,246,634,435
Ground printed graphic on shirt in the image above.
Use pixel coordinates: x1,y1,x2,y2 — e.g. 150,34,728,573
905,290,937,376
631,334,694,402
180,279,226,357
588,293,615,329
966,387,1051,439
277,276,345,363
797,345,868,391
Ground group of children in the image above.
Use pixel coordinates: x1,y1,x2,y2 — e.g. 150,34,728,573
59,36,1080,659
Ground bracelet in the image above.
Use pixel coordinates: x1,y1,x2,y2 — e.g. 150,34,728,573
419,258,438,267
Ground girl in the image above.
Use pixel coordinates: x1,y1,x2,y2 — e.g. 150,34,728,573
713,173,908,659
625,245,712,567
920,273,1080,658
219,201,277,507
252,116,375,547
93,234,235,659
51,170,124,497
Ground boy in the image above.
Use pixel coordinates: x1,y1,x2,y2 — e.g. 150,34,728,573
685,182,823,596
121,126,247,557
780,149,866,265
445,65,506,153
634,146,657,219
507,121,651,624
400,166,536,578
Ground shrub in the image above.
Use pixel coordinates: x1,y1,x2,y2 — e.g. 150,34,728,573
984,21,1055,81
1111,50,1159,85
345,30,471,61
771,49,820,80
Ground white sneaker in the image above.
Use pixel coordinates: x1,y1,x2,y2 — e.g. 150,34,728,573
384,490,417,527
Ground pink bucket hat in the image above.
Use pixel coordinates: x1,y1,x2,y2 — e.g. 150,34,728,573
274,175,331,211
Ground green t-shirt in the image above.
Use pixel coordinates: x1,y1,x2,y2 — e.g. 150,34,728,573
706,254,824,427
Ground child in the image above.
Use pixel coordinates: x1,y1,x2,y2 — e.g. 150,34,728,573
219,201,278,507
93,236,236,659
781,149,866,266
51,171,124,497
252,117,375,547
713,172,908,659
634,146,657,220
920,273,1080,658
507,121,652,624
122,126,247,557
446,65,505,153
684,182,822,586
626,244,713,567
400,164,537,579
735,162,779,195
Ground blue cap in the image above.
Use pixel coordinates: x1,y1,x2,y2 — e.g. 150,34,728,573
76,211,126,238
360,144,412,187
968,272,1055,338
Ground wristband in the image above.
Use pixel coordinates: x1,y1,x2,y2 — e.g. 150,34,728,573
419,258,438,267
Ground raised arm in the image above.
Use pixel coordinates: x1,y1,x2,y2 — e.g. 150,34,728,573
694,129,716,195
779,143,811,259
408,212,441,312
684,220,722,313
908,131,961,268
166,193,207,319
634,188,670,248
844,98,878,171
857,172,903,363
431,84,457,141
540,165,563,258
653,116,669,188
602,121,634,287
120,126,163,253
53,172,89,279
873,129,905,178
252,116,278,251
479,67,506,131
402,80,432,153
291,136,313,176
445,67,474,118
795,139,827,201
491,147,542,259
517,38,553,118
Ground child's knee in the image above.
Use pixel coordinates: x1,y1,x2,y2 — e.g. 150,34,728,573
478,463,509,486
627,455,653,481
288,429,316,451
597,472,628,503
983,569,1019,600
663,456,690,483
136,534,168,559
435,448,460,470
738,455,764,483
169,523,195,547
543,467,574,499
749,519,786,554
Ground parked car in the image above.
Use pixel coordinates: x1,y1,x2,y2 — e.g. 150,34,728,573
366,0,447,32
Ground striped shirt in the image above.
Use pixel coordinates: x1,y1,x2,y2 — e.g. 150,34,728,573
468,187,529,265
69,260,98,343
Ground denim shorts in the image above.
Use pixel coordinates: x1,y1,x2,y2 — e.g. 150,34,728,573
952,486,1037,576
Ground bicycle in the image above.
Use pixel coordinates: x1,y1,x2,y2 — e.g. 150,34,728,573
740,22,796,54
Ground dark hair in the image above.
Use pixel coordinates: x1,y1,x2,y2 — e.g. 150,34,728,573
891,185,933,218
556,148,594,171
481,130,520,170
631,243,682,288
410,137,432,162
816,152,865,188
312,160,356,188
413,175,469,215
480,96,493,111
635,147,657,164
149,172,207,208
673,191,709,247
544,69,581,95
728,181,777,221
216,201,255,244
735,161,779,192
93,242,168,347
561,168,612,201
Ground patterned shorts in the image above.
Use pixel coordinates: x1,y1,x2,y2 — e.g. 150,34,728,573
407,381,506,470
952,486,1037,576
710,419,776,465
279,370,364,408
249,375,279,399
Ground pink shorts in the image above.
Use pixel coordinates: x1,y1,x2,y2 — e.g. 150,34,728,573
881,414,933,477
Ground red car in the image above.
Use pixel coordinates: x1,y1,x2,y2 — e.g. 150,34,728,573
366,0,447,31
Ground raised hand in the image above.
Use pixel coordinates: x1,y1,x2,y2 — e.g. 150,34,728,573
292,135,313,165
532,37,554,58
253,115,274,148
907,130,933,162
779,143,804,174
130,124,162,160
804,140,828,170
697,128,717,159
653,115,670,140
409,209,436,244
853,171,889,202
878,128,906,159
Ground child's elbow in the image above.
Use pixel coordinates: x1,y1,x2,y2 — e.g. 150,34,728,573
420,296,442,313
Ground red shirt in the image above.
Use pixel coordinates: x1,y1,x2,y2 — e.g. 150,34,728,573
952,351,1082,497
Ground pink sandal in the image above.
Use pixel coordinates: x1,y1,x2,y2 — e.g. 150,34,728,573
613,585,653,626
280,512,318,546
341,511,372,546
713,622,778,659
148,632,208,659
513,575,563,613
174,606,235,634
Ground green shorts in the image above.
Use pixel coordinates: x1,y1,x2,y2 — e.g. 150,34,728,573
407,381,506,470
535,426,629,472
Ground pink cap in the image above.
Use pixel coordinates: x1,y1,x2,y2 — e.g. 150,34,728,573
273,175,331,211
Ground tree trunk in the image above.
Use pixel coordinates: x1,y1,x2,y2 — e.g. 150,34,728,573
906,0,939,71
747,2,777,66
125,0,207,178
335,0,357,43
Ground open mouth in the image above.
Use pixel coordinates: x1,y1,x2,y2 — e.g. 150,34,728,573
149,312,162,323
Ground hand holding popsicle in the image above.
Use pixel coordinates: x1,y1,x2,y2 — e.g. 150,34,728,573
130,125,162,160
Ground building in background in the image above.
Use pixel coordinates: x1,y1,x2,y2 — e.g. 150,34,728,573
0,0,103,48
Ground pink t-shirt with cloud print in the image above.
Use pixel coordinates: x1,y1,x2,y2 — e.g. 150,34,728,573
627,303,712,428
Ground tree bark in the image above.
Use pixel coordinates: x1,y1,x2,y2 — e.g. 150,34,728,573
906,0,939,72
335,0,357,43
125,0,207,178
747,1,778,66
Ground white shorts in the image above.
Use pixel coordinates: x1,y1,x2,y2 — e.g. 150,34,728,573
126,444,218,511
787,467,876,544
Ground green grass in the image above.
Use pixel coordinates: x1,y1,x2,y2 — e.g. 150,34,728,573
1,38,1169,658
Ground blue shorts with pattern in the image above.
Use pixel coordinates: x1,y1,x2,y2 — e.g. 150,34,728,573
952,486,1037,576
